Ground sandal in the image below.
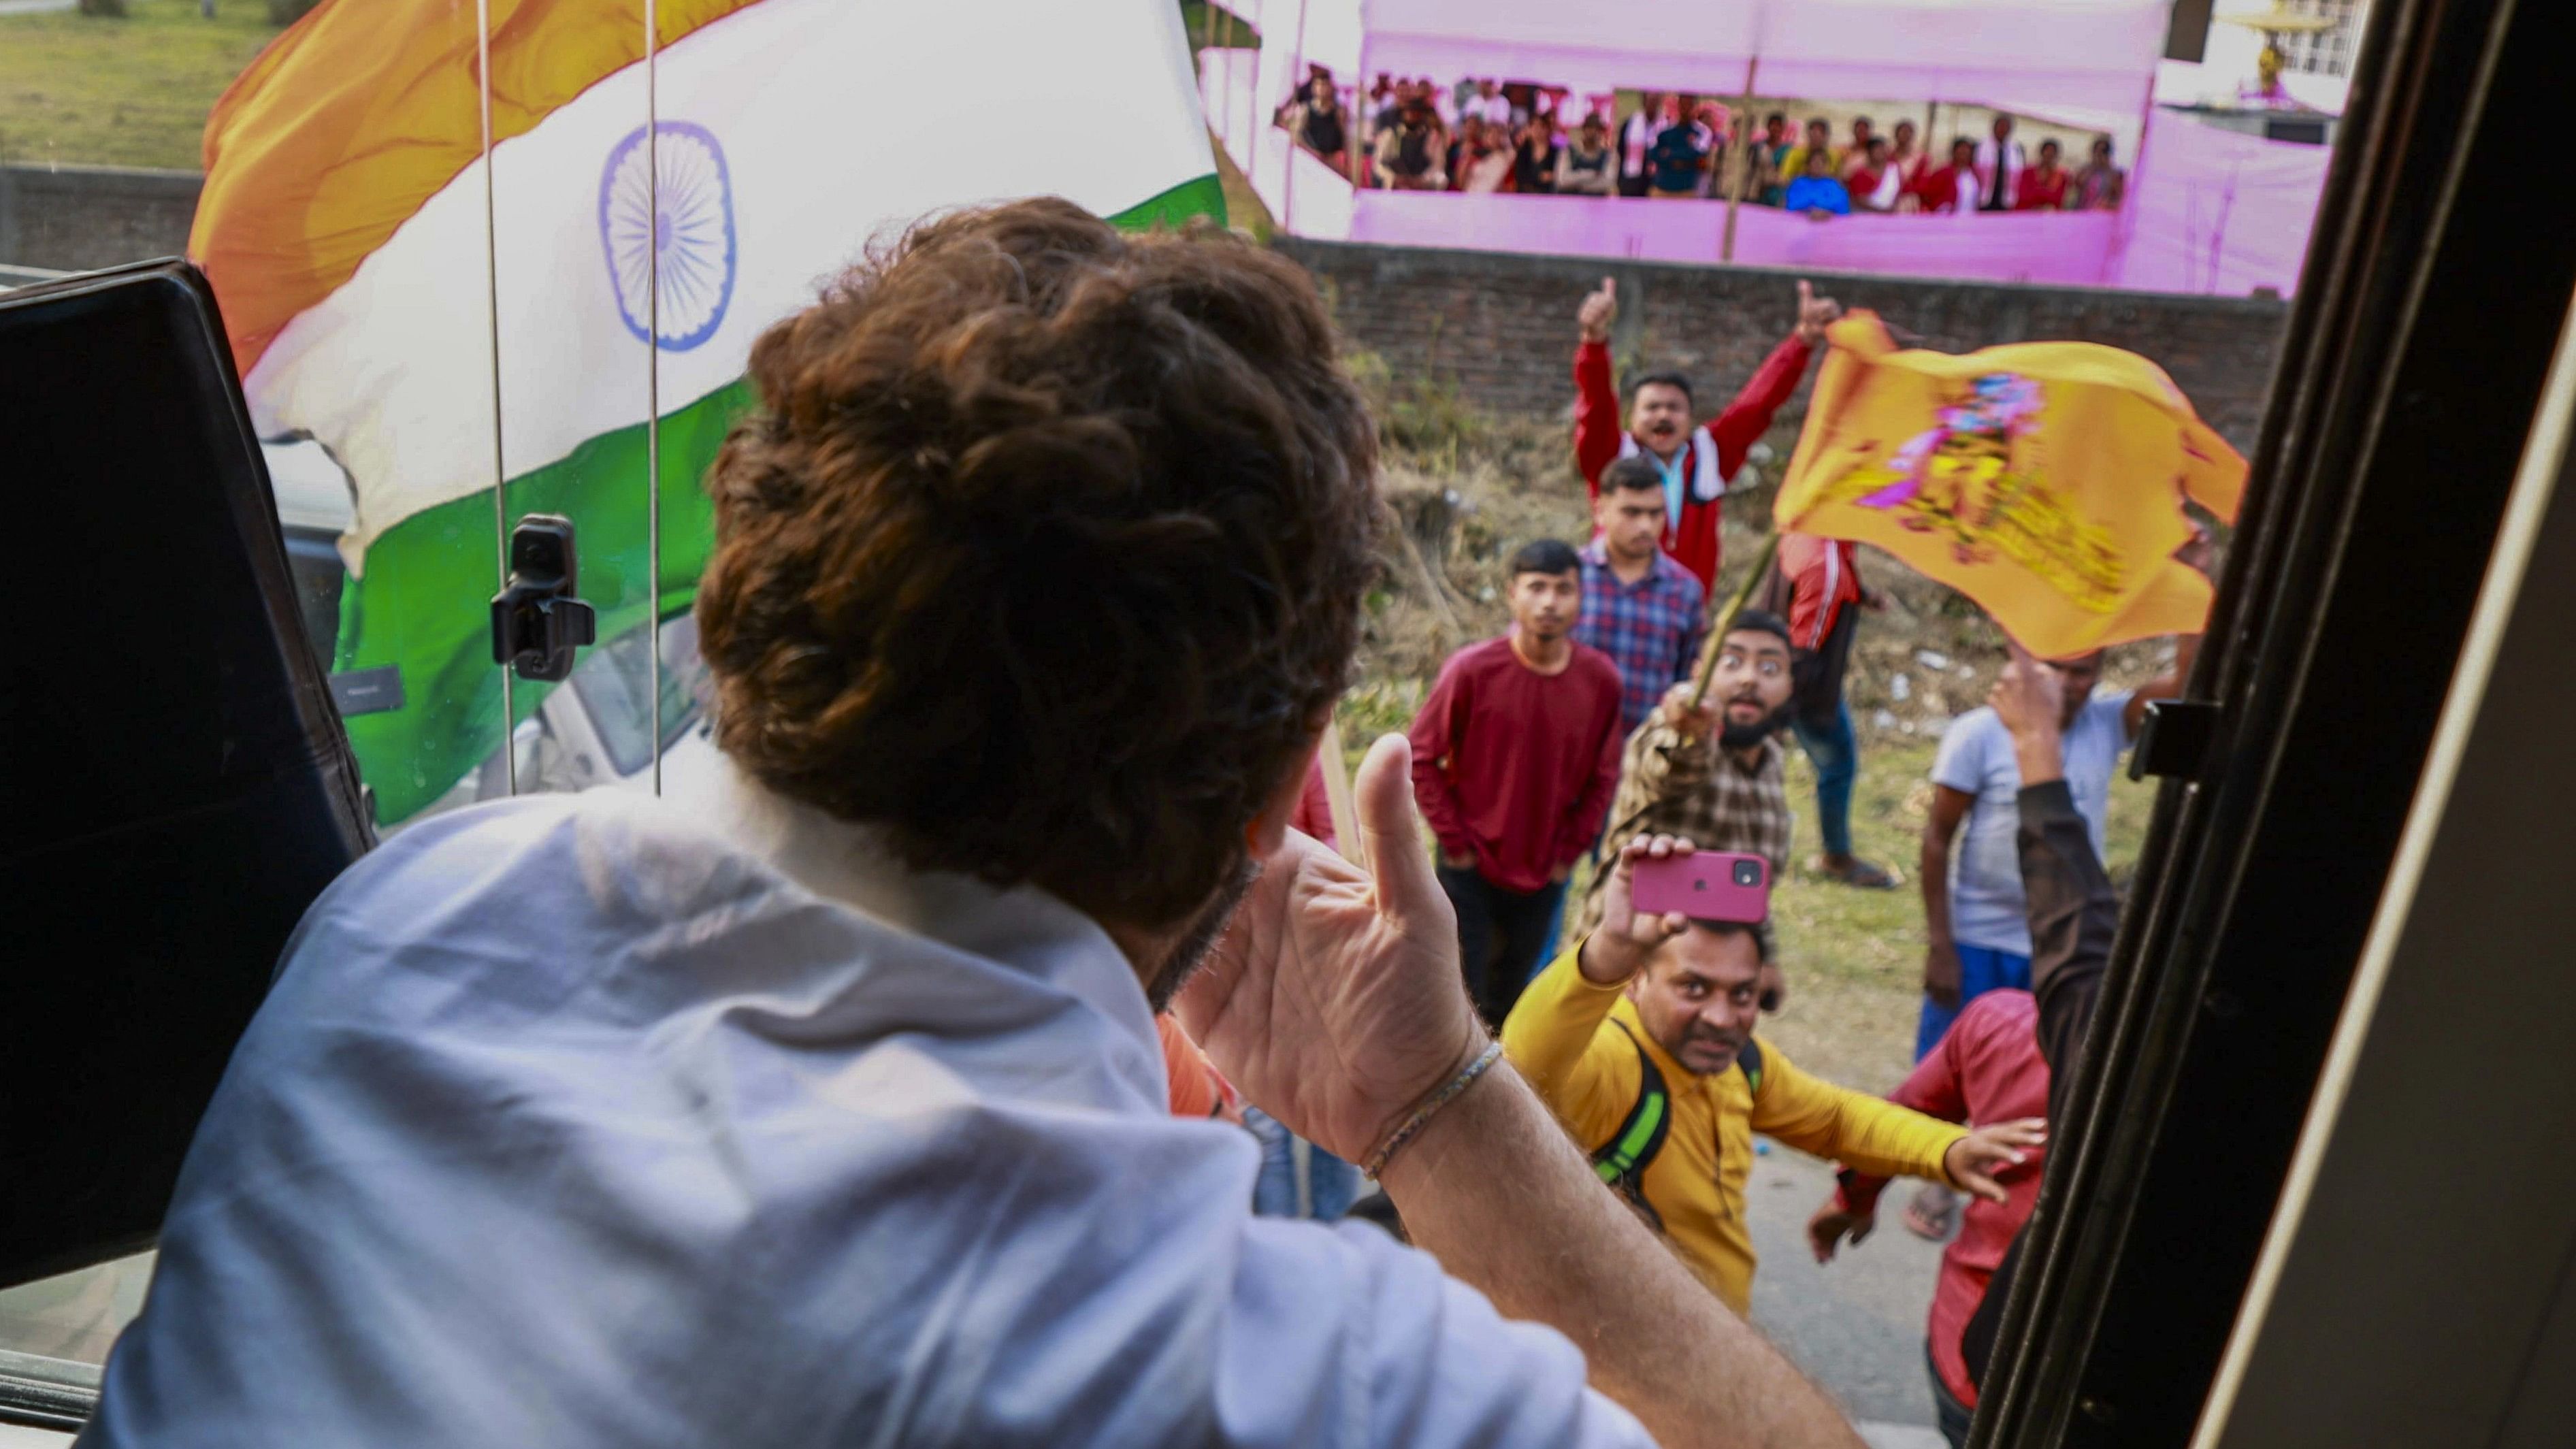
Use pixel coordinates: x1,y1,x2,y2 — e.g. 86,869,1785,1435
1903,1183,1957,1241
1814,856,1900,890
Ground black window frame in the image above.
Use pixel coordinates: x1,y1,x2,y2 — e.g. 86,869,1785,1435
1973,0,2576,1442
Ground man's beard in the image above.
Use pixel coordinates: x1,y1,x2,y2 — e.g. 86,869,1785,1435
1719,700,1793,751
1143,857,1262,1013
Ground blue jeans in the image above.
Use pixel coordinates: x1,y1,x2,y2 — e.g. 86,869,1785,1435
1915,942,2034,1059
1790,696,1859,860
1929,1340,1974,1448
1244,1107,1360,1220
1436,866,1569,1026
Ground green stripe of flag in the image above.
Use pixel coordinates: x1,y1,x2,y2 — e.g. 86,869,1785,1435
1109,172,1228,230
339,176,1222,824
333,379,751,822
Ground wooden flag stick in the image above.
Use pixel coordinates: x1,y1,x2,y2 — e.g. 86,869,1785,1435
1689,530,1782,709
1719,55,1759,263
1317,715,1369,871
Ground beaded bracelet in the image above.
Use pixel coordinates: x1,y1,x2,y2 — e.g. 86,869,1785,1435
1361,1041,1505,1179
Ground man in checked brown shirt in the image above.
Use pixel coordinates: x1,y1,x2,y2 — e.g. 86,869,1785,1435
1573,610,1799,1005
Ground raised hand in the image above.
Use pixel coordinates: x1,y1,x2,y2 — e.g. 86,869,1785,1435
2176,519,2216,576
1173,734,1487,1165
1655,680,1720,742
1794,278,1842,344
1577,832,1697,986
1989,640,2065,744
1578,276,1618,342
1991,641,2068,787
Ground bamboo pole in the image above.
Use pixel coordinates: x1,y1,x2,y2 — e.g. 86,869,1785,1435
1718,56,1759,263
1282,0,1307,232
1348,37,1370,189
1201,2,1221,159
1688,530,1780,709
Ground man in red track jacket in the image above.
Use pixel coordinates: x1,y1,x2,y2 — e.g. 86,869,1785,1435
1572,275,1842,594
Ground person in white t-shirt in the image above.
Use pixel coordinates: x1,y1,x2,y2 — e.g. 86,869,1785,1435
1904,615,2201,1238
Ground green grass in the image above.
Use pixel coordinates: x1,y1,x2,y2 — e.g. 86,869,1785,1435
0,0,279,170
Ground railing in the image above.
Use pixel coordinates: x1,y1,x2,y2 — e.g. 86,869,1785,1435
1335,190,2124,285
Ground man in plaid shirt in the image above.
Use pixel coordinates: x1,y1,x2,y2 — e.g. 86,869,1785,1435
1573,610,1799,1005
1576,456,1712,738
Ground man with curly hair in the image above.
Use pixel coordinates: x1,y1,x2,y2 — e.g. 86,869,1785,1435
84,199,1865,1449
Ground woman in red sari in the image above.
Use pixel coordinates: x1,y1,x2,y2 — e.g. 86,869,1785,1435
2015,138,2071,210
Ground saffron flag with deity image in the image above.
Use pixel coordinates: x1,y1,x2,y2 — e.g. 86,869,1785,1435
1774,313,2247,657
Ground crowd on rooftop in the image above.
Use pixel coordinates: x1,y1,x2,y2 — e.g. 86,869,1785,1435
1276,69,2128,216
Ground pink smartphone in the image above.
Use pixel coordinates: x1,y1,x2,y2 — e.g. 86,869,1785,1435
1629,851,1771,924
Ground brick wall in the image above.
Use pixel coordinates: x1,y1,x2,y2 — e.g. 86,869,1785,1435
0,165,201,275
0,176,2289,453
1274,238,2288,451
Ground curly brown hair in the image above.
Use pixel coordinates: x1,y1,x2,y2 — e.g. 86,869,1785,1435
695,198,1380,929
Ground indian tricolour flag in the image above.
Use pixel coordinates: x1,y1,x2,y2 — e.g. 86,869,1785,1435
191,0,1223,824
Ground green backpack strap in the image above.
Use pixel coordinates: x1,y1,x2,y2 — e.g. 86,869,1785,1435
1590,1020,1672,1232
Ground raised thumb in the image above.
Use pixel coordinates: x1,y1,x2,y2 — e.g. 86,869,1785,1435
1354,733,1438,916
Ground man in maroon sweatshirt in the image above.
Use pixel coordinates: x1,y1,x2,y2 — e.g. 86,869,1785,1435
1409,540,1626,1025
1572,275,1842,594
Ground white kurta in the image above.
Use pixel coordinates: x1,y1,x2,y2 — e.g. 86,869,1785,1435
81,758,1650,1448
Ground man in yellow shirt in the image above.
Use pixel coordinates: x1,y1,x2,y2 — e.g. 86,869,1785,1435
1776,116,1842,191
1503,833,2044,1312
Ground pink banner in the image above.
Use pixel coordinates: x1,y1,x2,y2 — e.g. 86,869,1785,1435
1344,190,2119,286
1212,5,2329,299
2112,110,2328,297
1356,0,2166,113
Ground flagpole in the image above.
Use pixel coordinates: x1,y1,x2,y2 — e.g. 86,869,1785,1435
1251,0,1271,203
1348,46,1368,189
477,0,515,796
1688,530,1780,709
1284,0,1308,234
1720,55,1759,263
645,0,663,795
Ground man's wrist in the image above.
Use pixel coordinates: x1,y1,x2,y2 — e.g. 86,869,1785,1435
1577,929,1645,986
1374,1052,1520,1200
2010,730,2066,786
1363,1037,1503,1179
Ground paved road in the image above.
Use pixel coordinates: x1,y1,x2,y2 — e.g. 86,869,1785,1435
0,0,79,16
1746,1141,1954,1446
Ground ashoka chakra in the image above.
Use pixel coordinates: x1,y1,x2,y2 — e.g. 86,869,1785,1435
598,121,738,353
